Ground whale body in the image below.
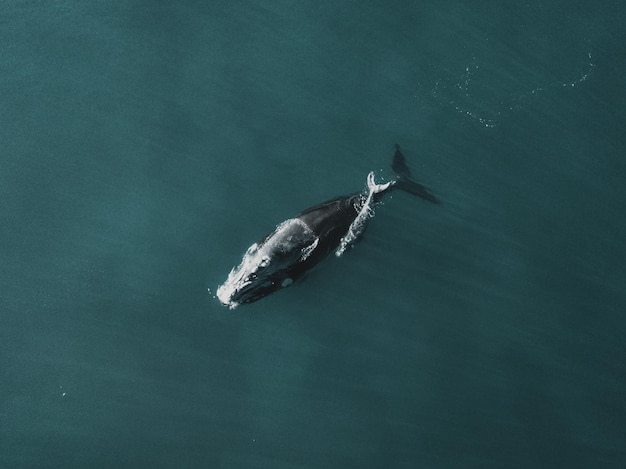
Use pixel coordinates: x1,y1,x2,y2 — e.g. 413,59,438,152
216,145,438,309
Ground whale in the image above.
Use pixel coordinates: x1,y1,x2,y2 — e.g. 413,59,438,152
216,145,439,309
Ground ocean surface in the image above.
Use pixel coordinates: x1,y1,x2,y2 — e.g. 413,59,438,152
2,1,625,468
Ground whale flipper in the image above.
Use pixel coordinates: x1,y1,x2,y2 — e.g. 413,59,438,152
392,144,440,204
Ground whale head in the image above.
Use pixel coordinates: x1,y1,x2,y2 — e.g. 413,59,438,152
216,218,318,309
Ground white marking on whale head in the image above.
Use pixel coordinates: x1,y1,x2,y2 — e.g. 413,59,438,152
216,219,318,309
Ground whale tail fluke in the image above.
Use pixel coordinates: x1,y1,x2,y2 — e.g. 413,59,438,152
392,144,440,204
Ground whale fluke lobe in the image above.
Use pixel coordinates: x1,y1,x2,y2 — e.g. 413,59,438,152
392,143,412,178
392,145,440,204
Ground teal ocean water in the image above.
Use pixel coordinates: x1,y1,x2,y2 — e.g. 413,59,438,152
2,1,625,467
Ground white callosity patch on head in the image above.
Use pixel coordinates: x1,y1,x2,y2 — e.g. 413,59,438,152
216,218,318,309
335,172,394,257
216,242,261,309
